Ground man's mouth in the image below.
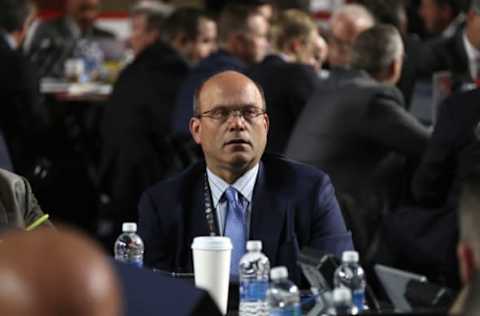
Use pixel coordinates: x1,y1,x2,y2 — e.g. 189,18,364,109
224,139,251,146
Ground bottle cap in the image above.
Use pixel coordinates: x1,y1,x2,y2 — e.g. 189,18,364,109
342,251,359,263
122,222,137,232
333,288,352,303
270,266,288,280
246,240,262,251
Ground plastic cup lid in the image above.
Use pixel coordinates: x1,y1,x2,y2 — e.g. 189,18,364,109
342,250,359,263
246,240,262,251
122,222,137,232
270,266,288,280
191,236,233,251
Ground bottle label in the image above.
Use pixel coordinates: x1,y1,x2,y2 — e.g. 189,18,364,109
240,280,268,301
269,304,302,316
126,258,143,268
352,289,365,311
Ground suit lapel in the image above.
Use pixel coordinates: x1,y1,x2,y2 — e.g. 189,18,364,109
249,161,288,265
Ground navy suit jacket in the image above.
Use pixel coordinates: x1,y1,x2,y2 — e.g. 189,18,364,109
138,154,353,285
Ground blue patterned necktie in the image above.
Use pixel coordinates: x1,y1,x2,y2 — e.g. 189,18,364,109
223,186,247,277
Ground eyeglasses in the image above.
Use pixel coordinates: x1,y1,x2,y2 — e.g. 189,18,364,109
195,106,266,121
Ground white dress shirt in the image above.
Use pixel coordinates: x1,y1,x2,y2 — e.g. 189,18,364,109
206,164,259,236
463,31,480,80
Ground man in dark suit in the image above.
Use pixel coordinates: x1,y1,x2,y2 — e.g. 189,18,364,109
0,0,49,174
248,9,320,154
26,0,114,77
172,4,269,138
139,71,353,285
412,88,480,208
286,25,430,256
423,0,480,91
100,9,216,245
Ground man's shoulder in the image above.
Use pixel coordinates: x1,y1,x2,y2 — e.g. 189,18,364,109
261,154,331,187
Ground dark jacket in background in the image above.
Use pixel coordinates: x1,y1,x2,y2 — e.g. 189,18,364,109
424,29,473,90
0,35,49,174
0,168,53,232
412,88,480,208
172,50,246,137
99,40,190,236
248,54,319,154
26,16,114,77
285,71,430,254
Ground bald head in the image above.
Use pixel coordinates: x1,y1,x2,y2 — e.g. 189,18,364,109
194,71,265,115
328,4,375,67
0,228,121,316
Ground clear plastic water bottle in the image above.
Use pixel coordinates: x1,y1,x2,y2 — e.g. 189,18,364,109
239,240,270,316
267,266,301,316
331,288,357,315
114,222,144,267
333,251,366,312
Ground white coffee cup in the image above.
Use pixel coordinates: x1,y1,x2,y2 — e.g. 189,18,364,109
191,236,232,315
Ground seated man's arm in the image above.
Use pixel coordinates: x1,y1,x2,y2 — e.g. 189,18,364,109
21,176,53,229
310,174,354,258
138,190,171,270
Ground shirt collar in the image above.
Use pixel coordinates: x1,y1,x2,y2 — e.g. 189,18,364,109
463,31,480,62
2,31,17,50
442,13,465,39
65,17,82,39
207,163,259,208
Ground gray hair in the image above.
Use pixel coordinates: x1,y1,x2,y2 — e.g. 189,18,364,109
330,4,375,30
351,24,403,76
130,0,173,32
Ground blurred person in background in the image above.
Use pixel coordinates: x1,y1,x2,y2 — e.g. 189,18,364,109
423,0,480,92
0,0,49,175
26,0,115,77
418,0,465,40
0,168,53,233
327,3,375,69
0,228,121,316
286,24,430,259
173,4,269,138
160,7,217,66
451,170,480,314
128,0,173,56
99,7,215,249
249,9,321,153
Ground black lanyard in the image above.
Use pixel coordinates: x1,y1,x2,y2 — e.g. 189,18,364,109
203,174,218,236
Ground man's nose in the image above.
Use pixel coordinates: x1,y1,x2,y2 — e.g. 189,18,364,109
227,112,246,130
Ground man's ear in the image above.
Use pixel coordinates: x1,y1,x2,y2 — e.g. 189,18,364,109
458,242,476,285
189,117,202,145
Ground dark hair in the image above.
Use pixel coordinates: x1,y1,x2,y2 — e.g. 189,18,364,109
161,7,211,42
360,0,407,31
351,24,403,76
434,0,463,15
0,0,34,32
217,4,258,44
